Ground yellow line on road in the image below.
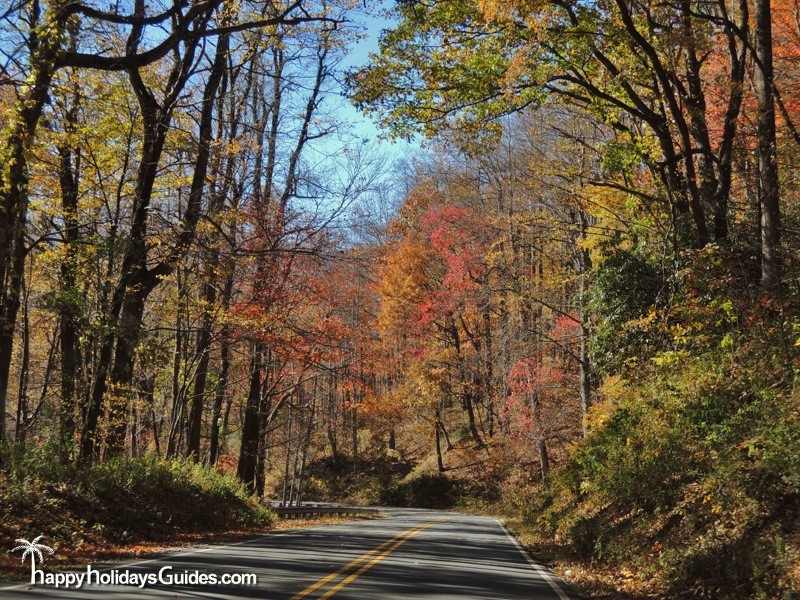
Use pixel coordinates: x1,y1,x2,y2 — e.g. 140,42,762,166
290,522,433,600
317,522,435,599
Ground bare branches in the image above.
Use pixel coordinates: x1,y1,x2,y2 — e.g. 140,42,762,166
56,1,343,73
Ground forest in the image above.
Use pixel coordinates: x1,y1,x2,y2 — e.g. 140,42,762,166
1,0,799,598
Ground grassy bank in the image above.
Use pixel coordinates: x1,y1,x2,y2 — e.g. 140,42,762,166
0,450,273,579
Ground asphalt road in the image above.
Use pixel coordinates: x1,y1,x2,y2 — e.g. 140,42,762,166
0,508,572,599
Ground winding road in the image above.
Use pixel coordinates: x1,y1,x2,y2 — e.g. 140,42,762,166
1,508,573,599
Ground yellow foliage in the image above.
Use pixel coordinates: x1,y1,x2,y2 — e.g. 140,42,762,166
651,350,690,368
587,374,628,430
376,238,432,335
581,184,635,263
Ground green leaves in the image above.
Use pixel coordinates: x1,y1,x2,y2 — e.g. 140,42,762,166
350,0,544,141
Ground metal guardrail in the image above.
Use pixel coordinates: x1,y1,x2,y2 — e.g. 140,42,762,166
269,505,379,519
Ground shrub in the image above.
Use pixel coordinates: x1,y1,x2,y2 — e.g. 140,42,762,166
0,449,273,552
589,249,667,375
381,473,455,508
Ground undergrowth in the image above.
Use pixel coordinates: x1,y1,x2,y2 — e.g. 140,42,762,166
0,449,274,558
500,246,800,599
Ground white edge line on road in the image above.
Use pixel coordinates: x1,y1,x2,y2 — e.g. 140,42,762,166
496,518,572,600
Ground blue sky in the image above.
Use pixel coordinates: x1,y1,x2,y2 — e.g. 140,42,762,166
312,5,420,163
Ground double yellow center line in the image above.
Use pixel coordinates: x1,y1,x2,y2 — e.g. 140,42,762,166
290,520,442,599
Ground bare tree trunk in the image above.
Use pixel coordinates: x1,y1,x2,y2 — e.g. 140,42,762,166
14,275,30,446
186,278,215,460
208,324,230,466
538,438,550,481
754,0,781,288
25,328,58,443
326,373,339,461
57,27,82,461
220,353,235,457
130,402,140,458
435,418,445,473
350,395,358,465
577,215,593,436
238,342,263,492
483,308,495,437
579,333,592,436
281,400,294,506
0,213,28,450
166,290,187,458
140,375,159,456
105,287,149,455
295,381,316,505
255,353,273,497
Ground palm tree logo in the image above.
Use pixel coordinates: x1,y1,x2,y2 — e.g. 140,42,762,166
10,535,54,583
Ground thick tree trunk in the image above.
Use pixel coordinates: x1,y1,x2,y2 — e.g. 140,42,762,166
442,424,454,451
465,390,482,446
58,141,81,459
754,0,781,288
57,22,82,461
680,0,729,243
0,220,28,448
105,285,150,455
220,355,235,457
238,342,263,492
